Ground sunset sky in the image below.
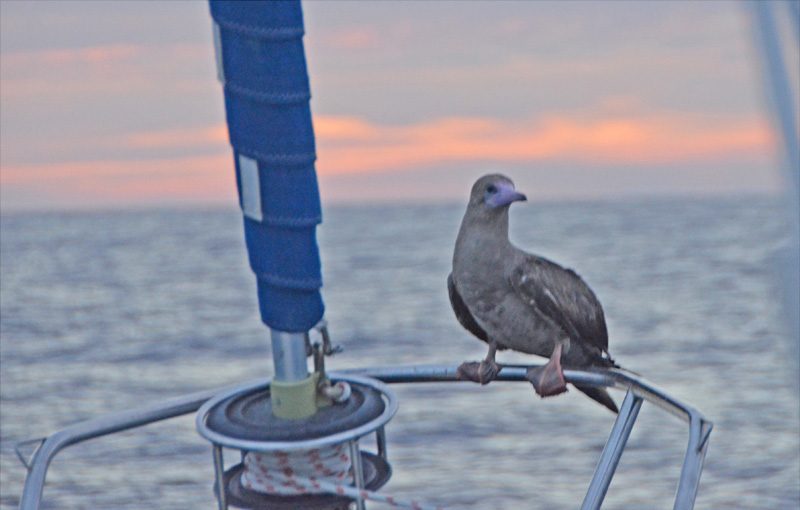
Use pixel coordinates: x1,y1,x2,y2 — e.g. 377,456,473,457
0,1,794,211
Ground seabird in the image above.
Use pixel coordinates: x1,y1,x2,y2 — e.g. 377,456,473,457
449,174,619,413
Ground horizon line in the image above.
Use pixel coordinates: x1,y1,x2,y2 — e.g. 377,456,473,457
0,188,782,217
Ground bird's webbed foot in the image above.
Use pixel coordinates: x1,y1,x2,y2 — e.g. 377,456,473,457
526,343,568,397
457,359,502,385
458,341,502,385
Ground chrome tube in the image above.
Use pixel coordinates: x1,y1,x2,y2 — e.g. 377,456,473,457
349,439,367,510
270,329,309,382
581,390,643,510
347,364,704,423
673,413,713,510
212,445,227,510
376,426,387,459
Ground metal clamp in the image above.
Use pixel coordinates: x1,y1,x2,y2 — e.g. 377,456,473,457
314,319,343,356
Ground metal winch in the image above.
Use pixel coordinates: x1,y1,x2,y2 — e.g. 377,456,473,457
196,324,397,510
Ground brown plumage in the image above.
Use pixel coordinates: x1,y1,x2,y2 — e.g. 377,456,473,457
449,174,618,413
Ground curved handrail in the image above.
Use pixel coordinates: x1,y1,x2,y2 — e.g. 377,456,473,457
17,381,256,510
348,365,713,510
350,364,708,423
18,364,712,510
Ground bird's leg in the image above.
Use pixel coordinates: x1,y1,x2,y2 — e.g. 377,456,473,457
526,341,568,397
457,341,502,385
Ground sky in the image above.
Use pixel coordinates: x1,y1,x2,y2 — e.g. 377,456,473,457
0,0,796,211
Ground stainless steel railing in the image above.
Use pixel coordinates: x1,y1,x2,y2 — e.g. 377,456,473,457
18,363,712,510
347,365,713,510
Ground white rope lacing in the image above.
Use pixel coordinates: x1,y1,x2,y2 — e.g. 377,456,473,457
241,444,443,510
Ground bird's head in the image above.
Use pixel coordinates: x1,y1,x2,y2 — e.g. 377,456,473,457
468,174,527,212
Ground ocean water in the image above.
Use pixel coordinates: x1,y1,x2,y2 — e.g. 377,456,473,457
1,196,798,509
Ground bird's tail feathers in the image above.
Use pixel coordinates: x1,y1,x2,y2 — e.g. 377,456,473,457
600,350,620,369
574,385,618,414
597,352,645,377
602,356,642,377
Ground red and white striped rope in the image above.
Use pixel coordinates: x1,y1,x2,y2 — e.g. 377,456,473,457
241,446,443,510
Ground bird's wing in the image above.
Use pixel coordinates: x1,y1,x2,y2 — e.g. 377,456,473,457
447,273,489,342
509,254,609,353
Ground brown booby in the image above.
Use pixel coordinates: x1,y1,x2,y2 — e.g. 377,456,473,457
449,174,619,413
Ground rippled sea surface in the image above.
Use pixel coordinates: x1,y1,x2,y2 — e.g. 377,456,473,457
1,196,798,509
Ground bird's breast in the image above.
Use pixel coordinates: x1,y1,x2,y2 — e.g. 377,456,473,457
452,271,562,357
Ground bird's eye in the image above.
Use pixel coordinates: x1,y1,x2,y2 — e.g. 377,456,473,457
487,185,497,194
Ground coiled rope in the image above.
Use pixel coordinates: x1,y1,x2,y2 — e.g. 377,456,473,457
241,443,443,510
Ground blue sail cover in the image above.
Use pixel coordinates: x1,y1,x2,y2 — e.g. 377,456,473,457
210,0,324,332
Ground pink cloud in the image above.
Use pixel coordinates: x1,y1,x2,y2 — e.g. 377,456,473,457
1,153,236,207
0,110,773,210
120,125,229,150
2,44,141,66
312,112,773,175
323,27,380,50
314,116,380,141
